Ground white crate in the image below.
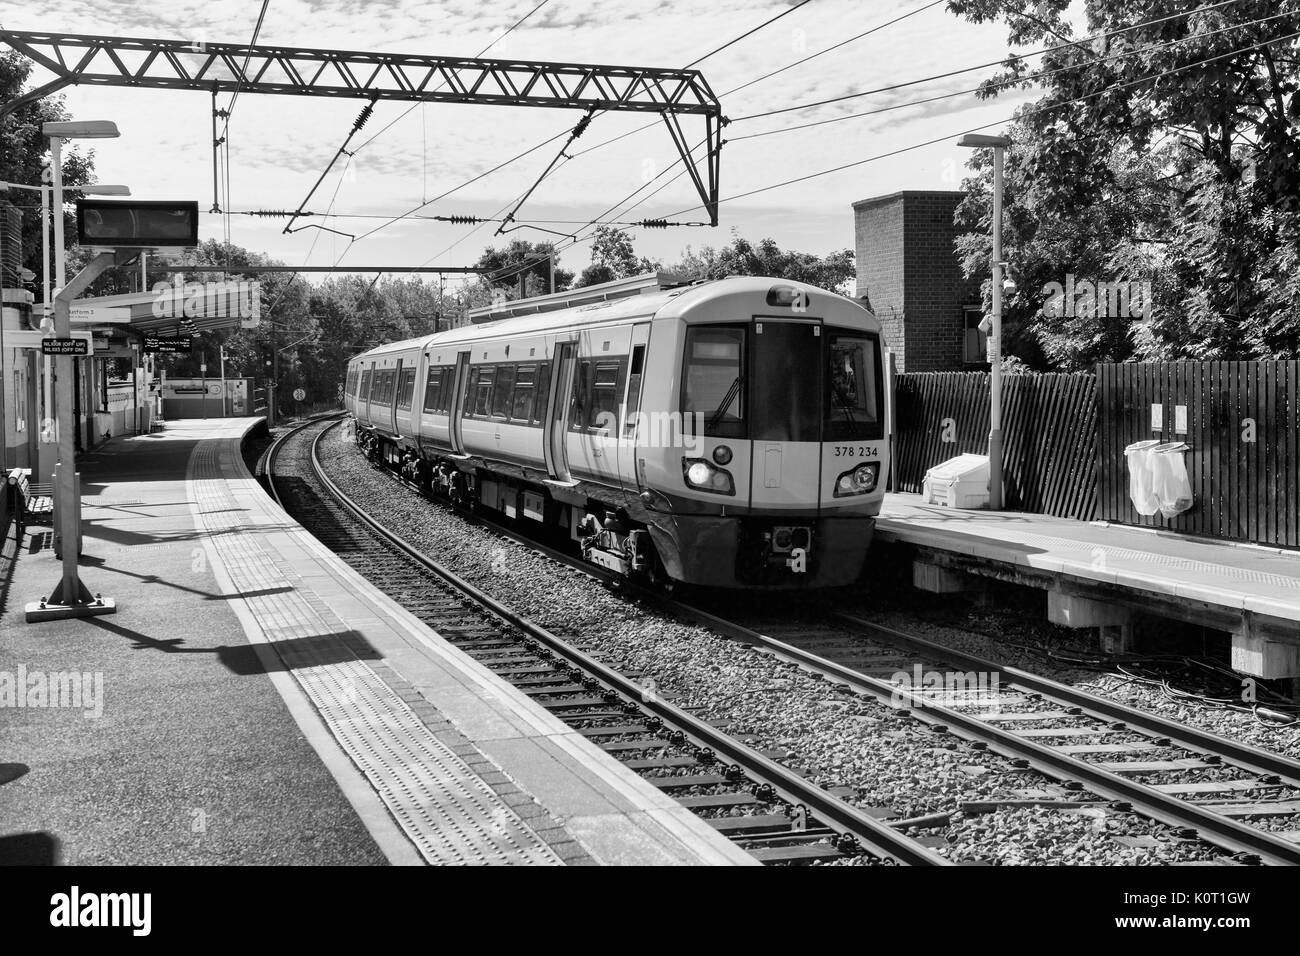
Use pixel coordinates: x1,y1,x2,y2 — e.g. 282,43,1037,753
922,454,990,510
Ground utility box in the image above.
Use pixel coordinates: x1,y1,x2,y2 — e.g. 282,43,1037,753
922,454,990,509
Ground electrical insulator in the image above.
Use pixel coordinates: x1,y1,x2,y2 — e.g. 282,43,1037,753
353,101,376,131
640,219,670,229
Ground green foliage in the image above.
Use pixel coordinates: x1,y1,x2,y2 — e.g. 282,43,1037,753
668,230,856,293
473,237,572,299
574,225,659,287
1,51,97,284
950,0,1300,368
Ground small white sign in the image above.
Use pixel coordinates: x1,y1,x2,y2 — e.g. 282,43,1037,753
293,388,306,402
1175,404,1188,434
70,305,132,324
1151,403,1163,431
199,364,207,373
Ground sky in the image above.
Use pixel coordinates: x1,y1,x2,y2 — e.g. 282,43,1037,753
2,0,1030,293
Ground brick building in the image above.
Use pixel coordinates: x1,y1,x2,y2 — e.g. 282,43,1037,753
852,190,984,372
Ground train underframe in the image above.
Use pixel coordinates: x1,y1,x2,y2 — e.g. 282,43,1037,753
354,424,873,589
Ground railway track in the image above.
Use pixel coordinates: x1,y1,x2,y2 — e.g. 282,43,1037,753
313,415,1300,864
265,415,950,866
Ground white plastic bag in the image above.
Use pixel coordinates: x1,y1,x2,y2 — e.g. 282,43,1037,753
1123,440,1161,516
1151,442,1193,518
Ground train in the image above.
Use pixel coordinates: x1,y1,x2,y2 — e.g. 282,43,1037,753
345,273,889,588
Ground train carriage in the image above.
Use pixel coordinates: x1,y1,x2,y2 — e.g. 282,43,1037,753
346,274,889,589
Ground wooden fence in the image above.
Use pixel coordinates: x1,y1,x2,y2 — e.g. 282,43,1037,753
893,372,1098,520
1096,361,1300,548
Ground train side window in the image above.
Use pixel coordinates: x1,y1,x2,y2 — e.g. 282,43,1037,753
473,366,495,417
511,365,536,421
463,367,480,415
590,361,624,436
440,365,455,412
396,368,416,410
423,367,442,412
568,360,592,431
623,345,645,438
532,363,551,424
824,329,882,441
359,368,372,403
492,364,515,419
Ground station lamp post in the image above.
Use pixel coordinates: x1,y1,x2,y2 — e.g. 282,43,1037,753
958,132,1012,511
31,119,123,620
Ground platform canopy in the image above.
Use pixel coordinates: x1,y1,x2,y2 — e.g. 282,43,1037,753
66,276,261,335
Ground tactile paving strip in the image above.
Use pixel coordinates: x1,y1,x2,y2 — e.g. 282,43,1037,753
188,440,562,865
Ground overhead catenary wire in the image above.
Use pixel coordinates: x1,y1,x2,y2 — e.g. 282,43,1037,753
728,7,1297,142
729,0,1257,122
650,28,1300,221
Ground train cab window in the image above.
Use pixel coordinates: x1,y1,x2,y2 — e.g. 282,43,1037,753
492,364,515,418
423,367,442,412
623,345,645,438
511,365,536,421
683,325,746,438
396,368,416,410
472,367,495,417
533,363,551,424
824,329,882,441
751,323,820,442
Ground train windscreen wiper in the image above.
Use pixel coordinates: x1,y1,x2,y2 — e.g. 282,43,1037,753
708,376,743,431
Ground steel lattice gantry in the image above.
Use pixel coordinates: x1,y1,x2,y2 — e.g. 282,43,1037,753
0,30,724,223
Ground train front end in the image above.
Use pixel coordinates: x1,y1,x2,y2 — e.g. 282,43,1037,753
639,278,888,589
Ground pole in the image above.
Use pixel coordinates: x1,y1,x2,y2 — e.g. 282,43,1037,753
219,346,227,417
51,137,80,596
548,252,555,294
270,327,278,426
988,144,1005,512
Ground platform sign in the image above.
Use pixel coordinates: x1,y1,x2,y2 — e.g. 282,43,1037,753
42,337,89,355
144,334,192,354
76,200,199,249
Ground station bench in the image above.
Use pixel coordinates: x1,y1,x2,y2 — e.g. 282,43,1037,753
6,468,54,528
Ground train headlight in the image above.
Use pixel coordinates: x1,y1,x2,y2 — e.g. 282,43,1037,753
833,462,879,497
712,444,733,466
682,457,735,496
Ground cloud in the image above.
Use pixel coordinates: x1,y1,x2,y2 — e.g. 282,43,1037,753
5,0,1019,265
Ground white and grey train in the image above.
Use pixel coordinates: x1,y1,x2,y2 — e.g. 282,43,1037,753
345,274,889,588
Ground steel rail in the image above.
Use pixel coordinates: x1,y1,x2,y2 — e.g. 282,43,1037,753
293,419,951,866
676,605,1300,866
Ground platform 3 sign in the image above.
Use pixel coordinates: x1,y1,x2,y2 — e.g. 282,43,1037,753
42,337,89,355
144,335,192,354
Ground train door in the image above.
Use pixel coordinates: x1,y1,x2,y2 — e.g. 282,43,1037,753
546,340,576,481
449,350,470,453
389,357,402,435
566,326,632,488
618,324,651,489
747,318,824,510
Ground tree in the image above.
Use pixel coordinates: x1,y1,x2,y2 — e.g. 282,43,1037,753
1,51,97,286
473,238,572,301
667,231,856,293
949,0,1300,367
574,225,659,287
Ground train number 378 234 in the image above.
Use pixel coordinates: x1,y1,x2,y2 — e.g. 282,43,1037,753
832,445,879,458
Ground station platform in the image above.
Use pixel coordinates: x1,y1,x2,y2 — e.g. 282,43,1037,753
877,493,1300,680
0,418,753,866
